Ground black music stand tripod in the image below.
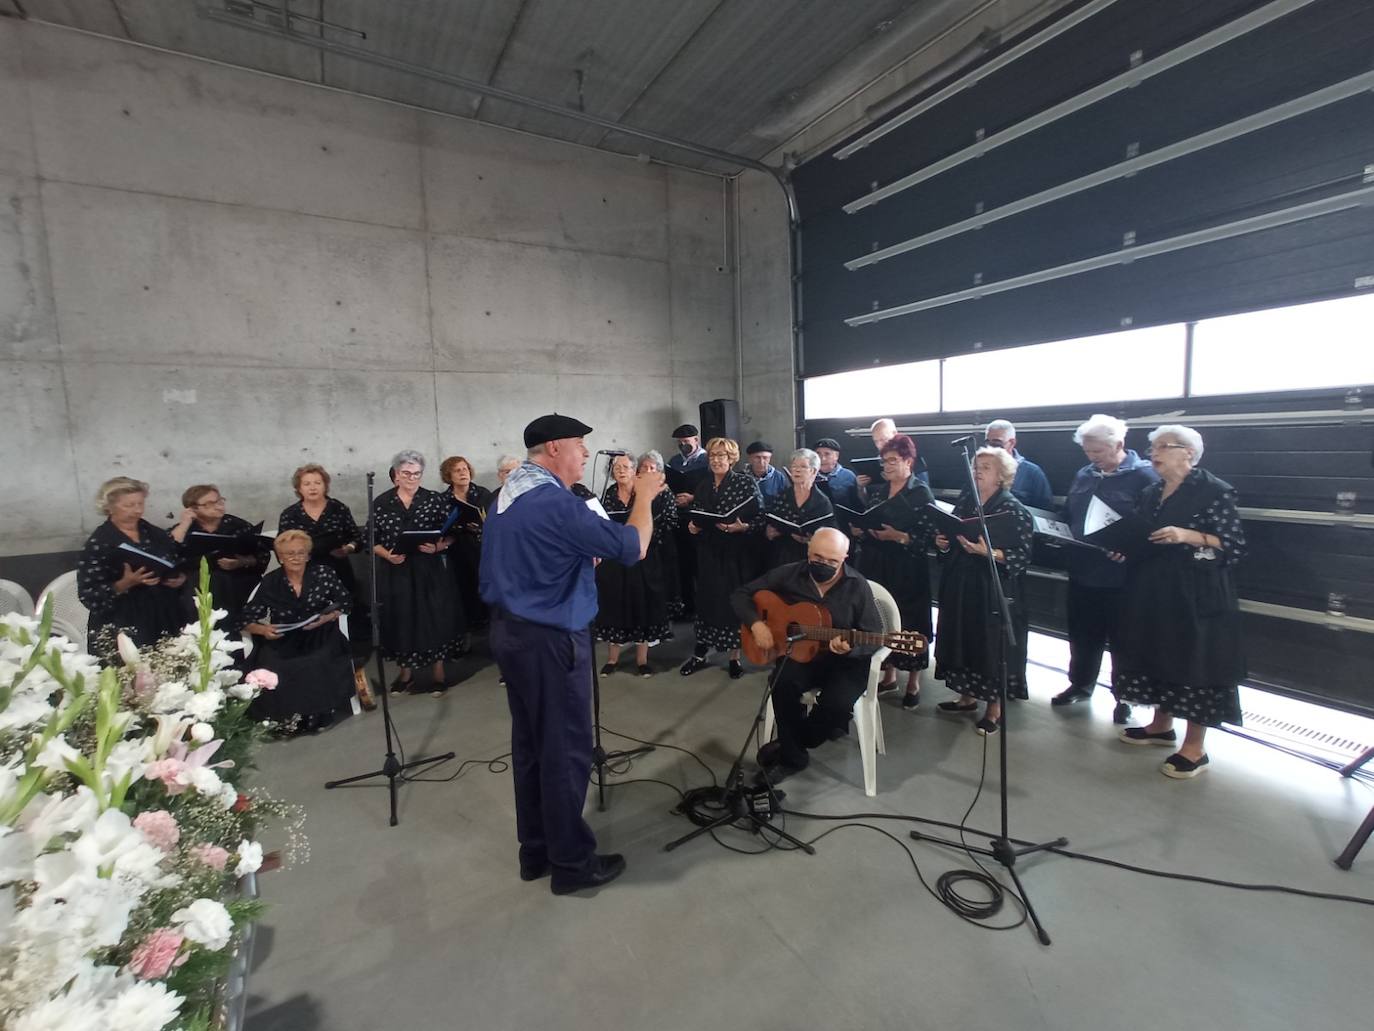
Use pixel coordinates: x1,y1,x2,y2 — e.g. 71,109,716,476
664,649,815,854
325,471,454,826
909,440,1066,944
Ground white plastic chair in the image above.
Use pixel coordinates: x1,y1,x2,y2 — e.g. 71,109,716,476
0,578,35,618
35,570,88,651
762,580,899,797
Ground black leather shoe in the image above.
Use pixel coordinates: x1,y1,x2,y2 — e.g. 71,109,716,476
679,656,708,676
728,659,744,679
751,757,807,789
1051,685,1094,707
520,860,550,882
550,853,626,895
1112,701,1132,724
757,740,783,766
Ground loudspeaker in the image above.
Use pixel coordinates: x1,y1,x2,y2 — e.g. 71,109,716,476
699,399,740,445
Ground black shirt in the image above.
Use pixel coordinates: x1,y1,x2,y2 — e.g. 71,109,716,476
730,560,883,658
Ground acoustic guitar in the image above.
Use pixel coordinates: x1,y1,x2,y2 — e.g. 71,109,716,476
740,589,927,665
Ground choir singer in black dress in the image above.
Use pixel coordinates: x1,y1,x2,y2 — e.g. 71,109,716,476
370,450,465,694
679,438,764,679
277,463,362,590
77,476,187,652
440,454,493,631
169,484,270,633
852,434,935,709
1111,425,1247,779
594,452,677,676
933,447,1035,736
240,530,355,733
763,448,834,570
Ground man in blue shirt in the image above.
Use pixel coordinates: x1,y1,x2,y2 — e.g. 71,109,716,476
1050,414,1159,721
481,413,661,895
984,418,1054,510
746,440,791,500
812,437,862,511
668,422,708,476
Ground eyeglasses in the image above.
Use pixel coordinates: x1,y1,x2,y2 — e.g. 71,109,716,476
880,456,904,466
278,550,310,559
707,451,731,459
395,469,423,479
1148,443,1190,455
984,439,1009,449
196,497,226,508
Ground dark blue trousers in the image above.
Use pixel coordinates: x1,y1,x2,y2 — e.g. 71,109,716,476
489,614,597,875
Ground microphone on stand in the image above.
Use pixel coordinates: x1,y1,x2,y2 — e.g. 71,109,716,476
786,628,808,643
949,434,978,448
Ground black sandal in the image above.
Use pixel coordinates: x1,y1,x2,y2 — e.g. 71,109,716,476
937,700,978,713
679,656,708,676
599,663,616,677
728,659,744,679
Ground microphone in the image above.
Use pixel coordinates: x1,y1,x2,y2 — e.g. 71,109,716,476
949,434,978,448
596,449,629,456
786,629,808,643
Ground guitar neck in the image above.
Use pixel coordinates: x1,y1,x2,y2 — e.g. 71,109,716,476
789,625,887,646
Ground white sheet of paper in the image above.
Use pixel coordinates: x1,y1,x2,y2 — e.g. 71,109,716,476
1034,516,1076,540
1083,495,1123,536
584,497,610,520
933,499,955,515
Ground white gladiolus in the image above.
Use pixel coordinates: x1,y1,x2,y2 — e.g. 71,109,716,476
170,898,233,951
32,735,79,773
234,839,263,876
115,633,141,668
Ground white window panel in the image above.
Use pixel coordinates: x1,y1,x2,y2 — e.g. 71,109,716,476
1190,294,1374,396
802,359,941,420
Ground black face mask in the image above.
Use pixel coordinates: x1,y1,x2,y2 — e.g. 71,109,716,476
678,441,695,457
808,561,839,584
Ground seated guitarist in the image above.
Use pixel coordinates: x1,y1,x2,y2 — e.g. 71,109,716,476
730,527,882,786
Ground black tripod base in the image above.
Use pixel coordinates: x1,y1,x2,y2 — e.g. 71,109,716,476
910,830,1068,946
325,750,456,826
664,784,815,854
592,743,654,811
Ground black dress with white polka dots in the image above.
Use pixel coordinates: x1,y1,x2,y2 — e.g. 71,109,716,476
239,563,354,720
368,486,464,669
854,475,936,672
1111,468,1247,727
278,496,363,591
933,490,1035,702
77,519,188,651
178,512,271,633
692,469,765,653
593,485,677,645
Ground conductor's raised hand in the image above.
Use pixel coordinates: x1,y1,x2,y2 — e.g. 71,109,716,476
634,467,666,498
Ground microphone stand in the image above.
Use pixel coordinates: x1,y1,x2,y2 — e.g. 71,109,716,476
588,450,653,811
325,471,454,826
663,640,815,854
910,442,1067,944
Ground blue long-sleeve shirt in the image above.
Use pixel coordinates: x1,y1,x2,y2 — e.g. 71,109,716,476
1061,449,1160,588
1010,452,1054,511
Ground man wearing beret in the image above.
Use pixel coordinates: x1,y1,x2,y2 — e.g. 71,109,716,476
481,413,664,895
667,422,708,618
812,437,863,511
668,423,708,477
746,440,791,501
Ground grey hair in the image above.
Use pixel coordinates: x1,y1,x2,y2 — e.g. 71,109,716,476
789,448,820,472
975,445,1018,488
389,449,426,473
526,443,547,458
870,417,896,434
497,454,521,470
636,449,665,473
1074,413,1128,447
985,418,1016,437
1149,424,1204,465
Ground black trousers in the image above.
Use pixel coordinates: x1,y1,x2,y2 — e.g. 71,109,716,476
1066,581,1124,695
489,615,597,876
771,654,869,767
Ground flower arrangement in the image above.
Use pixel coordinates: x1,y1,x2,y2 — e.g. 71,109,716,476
1,562,306,1031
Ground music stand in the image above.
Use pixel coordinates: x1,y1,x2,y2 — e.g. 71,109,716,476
664,649,815,855
909,441,1067,944
325,471,454,826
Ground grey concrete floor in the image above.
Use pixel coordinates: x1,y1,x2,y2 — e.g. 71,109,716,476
244,629,1374,1031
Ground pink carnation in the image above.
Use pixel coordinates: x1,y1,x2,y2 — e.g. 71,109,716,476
245,669,278,691
128,928,188,980
133,810,181,851
144,758,189,795
190,844,230,871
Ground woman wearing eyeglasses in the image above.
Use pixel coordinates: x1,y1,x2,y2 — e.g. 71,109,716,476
369,449,465,694
1111,425,1247,779
170,484,271,631
240,530,355,734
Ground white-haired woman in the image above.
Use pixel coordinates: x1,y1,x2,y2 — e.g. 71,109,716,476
763,448,834,569
77,476,188,652
1112,425,1246,778
594,451,678,676
240,530,354,733
934,447,1035,735
369,449,464,694
1051,414,1159,720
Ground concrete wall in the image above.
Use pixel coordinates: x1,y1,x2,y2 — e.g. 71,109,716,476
736,169,796,455
0,19,737,566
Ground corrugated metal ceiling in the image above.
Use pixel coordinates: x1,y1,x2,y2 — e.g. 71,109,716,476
14,0,994,175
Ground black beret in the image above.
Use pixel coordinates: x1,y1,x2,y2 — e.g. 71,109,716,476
813,438,841,451
745,441,774,455
523,413,594,448
671,423,699,438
